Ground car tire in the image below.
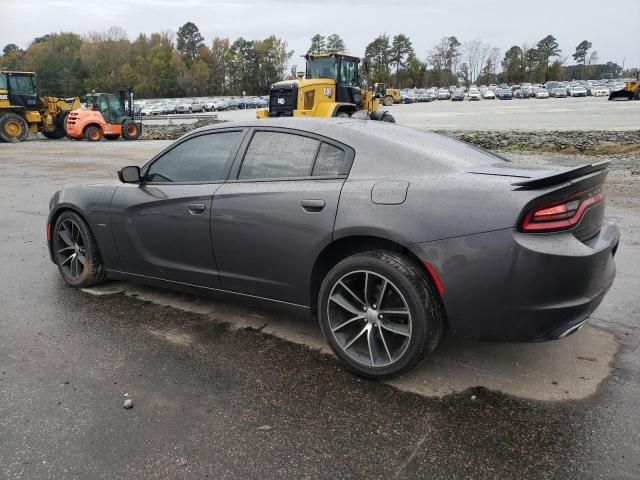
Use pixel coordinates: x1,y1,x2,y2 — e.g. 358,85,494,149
53,210,107,288
318,251,444,379
0,113,29,142
84,126,102,142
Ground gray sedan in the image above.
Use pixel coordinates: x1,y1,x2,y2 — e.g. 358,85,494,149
47,119,619,379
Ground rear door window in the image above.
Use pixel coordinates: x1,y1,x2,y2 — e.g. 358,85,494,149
312,143,346,176
238,131,319,180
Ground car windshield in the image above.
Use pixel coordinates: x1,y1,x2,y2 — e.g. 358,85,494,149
0,74,7,90
8,74,36,94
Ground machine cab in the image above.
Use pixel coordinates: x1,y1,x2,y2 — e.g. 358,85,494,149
0,71,39,111
305,53,363,106
85,93,126,124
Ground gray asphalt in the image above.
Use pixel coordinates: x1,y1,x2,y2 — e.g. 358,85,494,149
0,139,639,479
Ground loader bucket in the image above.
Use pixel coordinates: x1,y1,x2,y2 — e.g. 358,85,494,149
608,89,633,100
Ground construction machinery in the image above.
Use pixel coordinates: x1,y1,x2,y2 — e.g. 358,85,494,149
67,88,142,141
256,53,395,122
0,69,80,142
374,83,401,106
608,71,640,100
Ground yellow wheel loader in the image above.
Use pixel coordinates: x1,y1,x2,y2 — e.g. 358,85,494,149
374,83,401,106
0,69,80,142
256,53,395,123
608,72,640,101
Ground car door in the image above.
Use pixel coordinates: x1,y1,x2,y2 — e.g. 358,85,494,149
212,128,354,306
110,129,246,288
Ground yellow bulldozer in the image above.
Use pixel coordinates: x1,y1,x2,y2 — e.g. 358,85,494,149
256,53,395,123
0,69,80,142
608,71,640,101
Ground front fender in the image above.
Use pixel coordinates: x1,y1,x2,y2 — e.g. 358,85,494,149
47,184,120,268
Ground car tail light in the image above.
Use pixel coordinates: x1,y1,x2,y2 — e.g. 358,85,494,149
521,188,604,232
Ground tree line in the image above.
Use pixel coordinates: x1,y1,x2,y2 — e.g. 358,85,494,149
0,23,292,98
0,24,630,98
362,33,626,89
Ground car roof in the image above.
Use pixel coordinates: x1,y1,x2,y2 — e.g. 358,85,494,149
189,118,502,177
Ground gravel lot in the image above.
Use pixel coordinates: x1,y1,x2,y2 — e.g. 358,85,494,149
144,96,640,131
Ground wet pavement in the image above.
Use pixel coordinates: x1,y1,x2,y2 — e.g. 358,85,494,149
1,141,639,479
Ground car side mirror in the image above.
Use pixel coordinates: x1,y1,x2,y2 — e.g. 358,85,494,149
118,165,141,183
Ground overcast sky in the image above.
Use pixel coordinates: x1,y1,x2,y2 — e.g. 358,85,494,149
2,0,638,70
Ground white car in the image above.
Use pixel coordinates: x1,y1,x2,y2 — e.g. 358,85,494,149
570,85,588,97
140,104,165,116
534,88,549,99
483,90,496,99
468,88,481,100
591,86,611,97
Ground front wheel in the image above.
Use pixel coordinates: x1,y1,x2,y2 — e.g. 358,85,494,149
53,211,106,288
318,251,444,379
0,113,29,142
121,119,141,140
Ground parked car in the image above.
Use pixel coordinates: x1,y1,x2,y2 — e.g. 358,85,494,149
176,101,196,114
400,92,415,104
467,87,481,100
483,89,496,99
496,88,513,100
551,88,567,98
513,89,529,99
417,92,434,102
533,88,549,99
591,86,611,97
437,88,451,100
569,85,588,97
451,89,465,101
140,104,164,116
160,101,178,114
47,118,619,379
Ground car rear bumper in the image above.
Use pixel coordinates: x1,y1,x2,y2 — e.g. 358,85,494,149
409,221,619,342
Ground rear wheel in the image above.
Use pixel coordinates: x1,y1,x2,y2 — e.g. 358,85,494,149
84,126,102,142
121,119,141,140
335,112,351,118
382,95,394,107
318,251,444,379
0,113,29,143
53,211,106,288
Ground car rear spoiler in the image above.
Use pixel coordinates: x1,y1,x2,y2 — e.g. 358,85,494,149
511,160,610,189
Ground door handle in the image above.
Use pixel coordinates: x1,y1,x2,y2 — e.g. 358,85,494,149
301,199,325,212
187,203,206,213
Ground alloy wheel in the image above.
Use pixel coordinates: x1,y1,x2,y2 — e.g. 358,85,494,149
327,270,412,368
56,219,86,280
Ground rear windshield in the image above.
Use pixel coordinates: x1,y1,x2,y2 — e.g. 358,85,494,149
342,122,506,176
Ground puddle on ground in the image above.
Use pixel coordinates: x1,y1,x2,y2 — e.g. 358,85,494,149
83,281,618,402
